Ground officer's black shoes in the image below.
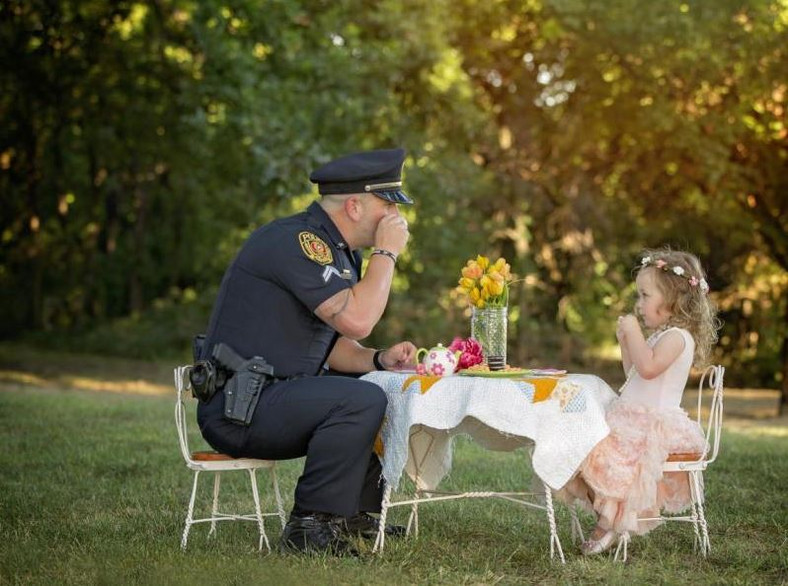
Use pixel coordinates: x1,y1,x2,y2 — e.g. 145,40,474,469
279,513,359,557
343,512,407,540
278,511,406,555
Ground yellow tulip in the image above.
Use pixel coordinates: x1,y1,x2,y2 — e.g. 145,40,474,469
460,254,514,309
459,277,476,290
493,258,513,280
489,279,505,296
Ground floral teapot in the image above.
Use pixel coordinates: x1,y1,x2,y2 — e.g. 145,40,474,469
416,343,462,376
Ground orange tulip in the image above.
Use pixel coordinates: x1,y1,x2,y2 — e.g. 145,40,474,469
462,262,483,280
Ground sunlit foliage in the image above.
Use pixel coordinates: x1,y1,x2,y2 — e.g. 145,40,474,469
1,1,785,403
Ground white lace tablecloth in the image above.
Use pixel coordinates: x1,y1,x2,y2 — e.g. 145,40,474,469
361,371,618,491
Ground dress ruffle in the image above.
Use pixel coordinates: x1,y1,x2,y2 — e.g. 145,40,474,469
557,400,706,535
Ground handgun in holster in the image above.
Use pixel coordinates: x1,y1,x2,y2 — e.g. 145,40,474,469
212,342,275,426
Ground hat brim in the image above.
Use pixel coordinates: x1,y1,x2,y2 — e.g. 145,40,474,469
371,189,414,205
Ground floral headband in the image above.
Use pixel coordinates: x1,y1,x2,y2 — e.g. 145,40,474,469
641,256,710,294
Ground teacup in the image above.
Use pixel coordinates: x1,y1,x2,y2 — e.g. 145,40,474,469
416,343,461,376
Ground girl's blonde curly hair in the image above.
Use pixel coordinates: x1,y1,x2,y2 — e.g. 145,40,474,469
635,247,722,367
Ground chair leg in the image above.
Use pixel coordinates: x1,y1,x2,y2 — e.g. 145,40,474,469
209,473,222,538
182,470,201,550
406,491,419,538
270,466,286,530
248,469,270,552
373,484,392,554
613,532,630,562
686,471,702,554
691,471,710,556
542,482,565,563
570,506,585,545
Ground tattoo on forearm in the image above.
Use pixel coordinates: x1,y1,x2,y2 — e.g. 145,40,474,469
328,290,351,323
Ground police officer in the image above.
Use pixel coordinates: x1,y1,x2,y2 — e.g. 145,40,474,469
197,148,417,555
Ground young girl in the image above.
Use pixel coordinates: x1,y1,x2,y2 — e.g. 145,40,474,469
559,247,721,555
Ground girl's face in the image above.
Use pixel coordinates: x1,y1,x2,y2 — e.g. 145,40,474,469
635,268,672,329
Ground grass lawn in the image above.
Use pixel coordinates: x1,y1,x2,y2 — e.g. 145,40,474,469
1,344,786,585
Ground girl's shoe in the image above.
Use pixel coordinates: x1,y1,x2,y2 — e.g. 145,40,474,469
580,529,617,556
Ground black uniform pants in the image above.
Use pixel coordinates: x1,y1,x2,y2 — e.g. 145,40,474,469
197,375,387,518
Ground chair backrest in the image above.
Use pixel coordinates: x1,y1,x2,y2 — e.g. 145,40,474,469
694,364,725,464
174,365,195,465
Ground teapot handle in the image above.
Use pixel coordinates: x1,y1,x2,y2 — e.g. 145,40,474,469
416,348,428,362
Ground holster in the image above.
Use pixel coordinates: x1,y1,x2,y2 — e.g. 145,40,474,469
211,343,275,426
222,359,274,425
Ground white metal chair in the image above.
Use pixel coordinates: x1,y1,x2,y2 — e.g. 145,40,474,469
613,364,726,561
174,365,286,551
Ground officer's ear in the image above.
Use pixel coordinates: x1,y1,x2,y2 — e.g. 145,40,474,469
344,195,364,222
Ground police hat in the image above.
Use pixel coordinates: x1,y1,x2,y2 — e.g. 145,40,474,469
309,148,413,204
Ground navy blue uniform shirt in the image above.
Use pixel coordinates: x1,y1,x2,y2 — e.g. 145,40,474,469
202,201,362,377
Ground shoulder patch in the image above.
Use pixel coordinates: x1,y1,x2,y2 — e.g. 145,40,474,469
298,231,333,265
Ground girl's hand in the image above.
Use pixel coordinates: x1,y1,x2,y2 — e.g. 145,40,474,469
617,314,639,376
616,316,626,343
617,314,639,340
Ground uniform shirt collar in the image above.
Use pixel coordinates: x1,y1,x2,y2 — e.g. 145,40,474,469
306,201,349,250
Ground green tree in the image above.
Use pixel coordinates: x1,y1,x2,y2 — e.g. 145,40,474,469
444,0,787,405
2,0,785,411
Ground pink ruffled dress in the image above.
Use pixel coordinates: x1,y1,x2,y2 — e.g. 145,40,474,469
559,327,707,535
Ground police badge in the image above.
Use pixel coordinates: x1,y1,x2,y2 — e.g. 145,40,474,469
298,232,333,265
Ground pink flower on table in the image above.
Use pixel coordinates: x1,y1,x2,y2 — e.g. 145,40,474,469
448,337,484,369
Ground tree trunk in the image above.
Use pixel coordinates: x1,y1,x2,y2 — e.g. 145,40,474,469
780,301,788,416
129,184,148,313
25,123,42,329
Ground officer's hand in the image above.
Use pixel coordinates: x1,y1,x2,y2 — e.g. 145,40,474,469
380,341,418,371
374,213,409,256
